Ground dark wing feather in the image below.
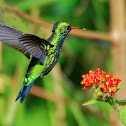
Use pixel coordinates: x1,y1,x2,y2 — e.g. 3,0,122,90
0,23,30,58
19,34,51,64
0,23,54,64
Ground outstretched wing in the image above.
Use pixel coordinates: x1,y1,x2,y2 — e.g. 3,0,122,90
0,23,31,58
19,34,54,64
0,23,54,64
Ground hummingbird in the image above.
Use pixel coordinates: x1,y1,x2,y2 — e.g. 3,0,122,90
0,21,85,103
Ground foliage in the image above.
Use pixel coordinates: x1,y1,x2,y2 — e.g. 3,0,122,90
119,107,126,125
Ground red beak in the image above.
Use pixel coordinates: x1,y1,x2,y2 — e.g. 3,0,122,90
71,27,86,30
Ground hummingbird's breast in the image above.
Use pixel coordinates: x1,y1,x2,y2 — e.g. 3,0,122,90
42,47,60,75
42,32,66,75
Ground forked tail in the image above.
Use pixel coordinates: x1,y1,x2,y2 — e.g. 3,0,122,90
15,81,35,103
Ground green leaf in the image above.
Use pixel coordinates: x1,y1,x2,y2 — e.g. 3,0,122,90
115,98,126,106
116,82,122,91
82,99,99,106
119,107,126,125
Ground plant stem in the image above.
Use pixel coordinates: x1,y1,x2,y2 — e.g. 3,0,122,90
106,97,119,112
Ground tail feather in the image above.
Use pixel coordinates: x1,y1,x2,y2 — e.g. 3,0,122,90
15,81,35,103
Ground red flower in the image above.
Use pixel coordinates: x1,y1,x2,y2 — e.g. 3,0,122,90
80,68,121,98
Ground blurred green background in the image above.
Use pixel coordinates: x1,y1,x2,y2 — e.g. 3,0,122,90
0,0,112,126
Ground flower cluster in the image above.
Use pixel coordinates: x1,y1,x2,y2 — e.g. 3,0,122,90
80,68,121,98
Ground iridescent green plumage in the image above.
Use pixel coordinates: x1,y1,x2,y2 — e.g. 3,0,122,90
23,22,71,86
0,21,84,103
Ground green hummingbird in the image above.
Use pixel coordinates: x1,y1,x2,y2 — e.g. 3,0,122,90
0,21,85,103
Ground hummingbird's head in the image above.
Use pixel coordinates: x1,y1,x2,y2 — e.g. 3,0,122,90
52,21,71,36
52,21,86,37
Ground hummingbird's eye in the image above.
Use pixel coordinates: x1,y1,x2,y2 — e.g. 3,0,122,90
67,26,71,30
